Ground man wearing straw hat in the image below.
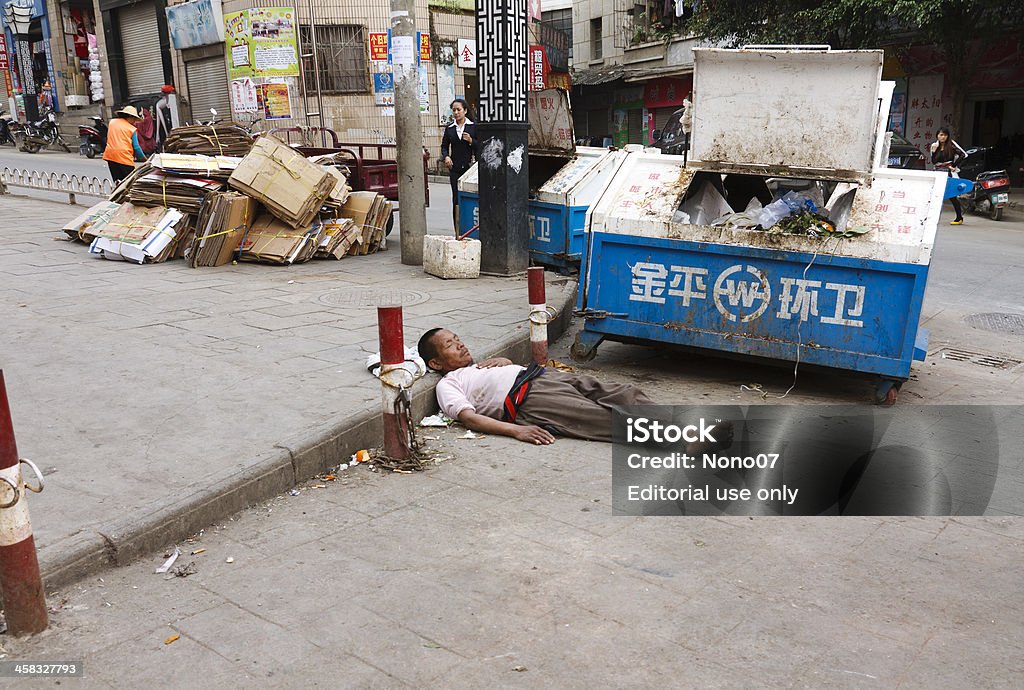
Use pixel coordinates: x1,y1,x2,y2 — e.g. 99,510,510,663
103,105,147,183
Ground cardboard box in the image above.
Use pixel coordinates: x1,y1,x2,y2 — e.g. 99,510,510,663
228,136,337,229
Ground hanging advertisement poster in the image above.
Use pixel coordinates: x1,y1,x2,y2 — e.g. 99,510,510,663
528,45,548,91
166,0,224,50
0,35,9,71
368,31,389,62
906,74,945,148
262,81,292,119
230,77,259,113
250,7,299,77
225,10,252,79
224,7,299,79
372,68,394,106
419,64,429,113
436,62,456,125
418,33,430,63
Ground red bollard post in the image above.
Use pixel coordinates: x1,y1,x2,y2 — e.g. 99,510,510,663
377,307,410,459
0,371,48,636
528,267,548,366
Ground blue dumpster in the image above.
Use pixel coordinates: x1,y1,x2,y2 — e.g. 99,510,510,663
457,147,630,269
572,48,947,404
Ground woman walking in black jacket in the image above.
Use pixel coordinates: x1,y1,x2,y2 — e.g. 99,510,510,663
930,126,968,225
441,98,479,231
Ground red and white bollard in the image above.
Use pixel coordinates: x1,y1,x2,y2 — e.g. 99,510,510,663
0,371,48,636
528,267,549,366
377,306,410,459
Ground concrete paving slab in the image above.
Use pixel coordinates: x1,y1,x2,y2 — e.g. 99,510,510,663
0,193,575,588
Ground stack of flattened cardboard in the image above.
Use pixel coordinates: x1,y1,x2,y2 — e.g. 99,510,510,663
228,137,337,228
315,218,360,259
338,191,392,255
109,163,153,203
321,167,352,211
62,200,121,243
163,123,255,156
150,154,241,180
188,192,259,267
87,203,187,264
129,172,224,214
238,213,322,265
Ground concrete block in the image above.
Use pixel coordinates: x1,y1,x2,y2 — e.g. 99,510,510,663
422,235,481,279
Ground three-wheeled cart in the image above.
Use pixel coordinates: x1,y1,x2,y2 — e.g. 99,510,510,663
572,48,946,404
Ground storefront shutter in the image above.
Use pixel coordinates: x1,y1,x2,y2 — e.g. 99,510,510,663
627,107,643,144
118,2,165,97
185,56,231,123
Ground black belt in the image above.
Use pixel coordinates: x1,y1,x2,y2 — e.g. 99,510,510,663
501,363,545,423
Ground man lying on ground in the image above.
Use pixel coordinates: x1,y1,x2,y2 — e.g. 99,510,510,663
417,328,656,445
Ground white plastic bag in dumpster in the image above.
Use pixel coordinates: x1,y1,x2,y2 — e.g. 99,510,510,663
589,151,946,265
690,48,883,181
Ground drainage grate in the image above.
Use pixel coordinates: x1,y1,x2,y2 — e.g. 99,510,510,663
934,346,1022,370
318,288,431,308
964,312,1024,336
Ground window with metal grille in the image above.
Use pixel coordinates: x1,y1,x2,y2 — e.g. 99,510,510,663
299,25,367,94
590,18,603,60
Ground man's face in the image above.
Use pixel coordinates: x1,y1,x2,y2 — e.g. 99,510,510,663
428,329,473,372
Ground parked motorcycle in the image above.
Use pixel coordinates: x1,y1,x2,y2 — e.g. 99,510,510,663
955,146,1011,221
0,108,18,146
78,116,108,158
18,108,72,154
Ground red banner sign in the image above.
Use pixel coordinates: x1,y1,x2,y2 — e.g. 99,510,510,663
368,32,389,62
419,33,430,62
0,35,8,72
528,45,549,91
643,77,692,109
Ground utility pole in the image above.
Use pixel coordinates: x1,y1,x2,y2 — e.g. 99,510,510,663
390,0,427,265
476,0,529,275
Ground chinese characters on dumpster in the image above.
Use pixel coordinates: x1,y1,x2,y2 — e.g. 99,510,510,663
629,262,866,328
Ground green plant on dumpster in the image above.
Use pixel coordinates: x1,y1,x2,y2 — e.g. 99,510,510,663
759,210,871,239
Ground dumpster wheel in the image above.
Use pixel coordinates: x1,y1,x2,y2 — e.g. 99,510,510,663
874,380,903,407
570,332,601,363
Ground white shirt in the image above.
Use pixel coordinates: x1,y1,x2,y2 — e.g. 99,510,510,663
435,364,523,419
453,118,473,145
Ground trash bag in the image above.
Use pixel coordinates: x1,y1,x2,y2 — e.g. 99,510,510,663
679,181,733,226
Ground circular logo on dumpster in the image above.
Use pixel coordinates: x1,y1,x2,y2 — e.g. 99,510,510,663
713,264,771,323
318,288,431,308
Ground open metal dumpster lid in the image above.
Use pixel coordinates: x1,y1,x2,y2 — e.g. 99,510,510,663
535,146,608,204
690,48,883,182
589,151,944,266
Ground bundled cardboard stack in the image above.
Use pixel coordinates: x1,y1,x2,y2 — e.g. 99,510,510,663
321,167,352,211
150,154,241,180
87,203,188,264
228,137,337,229
129,172,224,214
109,163,153,203
238,213,322,265
315,218,360,259
163,123,255,157
187,192,258,267
63,200,122,243
338,191,392,255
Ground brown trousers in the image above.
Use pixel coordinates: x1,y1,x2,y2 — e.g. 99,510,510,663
515,370,654,442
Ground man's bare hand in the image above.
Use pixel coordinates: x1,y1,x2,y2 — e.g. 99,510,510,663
476,357,513,368
512,425,556,445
